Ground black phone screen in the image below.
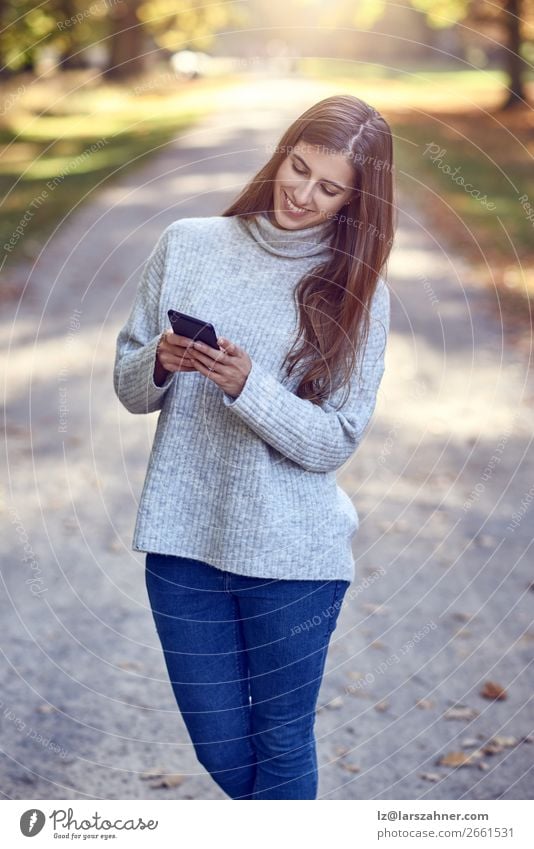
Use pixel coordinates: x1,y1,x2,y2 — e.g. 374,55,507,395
167,309,220,350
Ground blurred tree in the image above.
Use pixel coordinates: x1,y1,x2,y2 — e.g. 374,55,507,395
137,0,244,55
298,0,532,109
409,0,532,108
0,0,243,79
0,0,118,74
0,0,61,73
57,0,108,70
103,0,146,79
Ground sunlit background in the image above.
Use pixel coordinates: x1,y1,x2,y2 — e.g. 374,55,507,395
1,0,533,307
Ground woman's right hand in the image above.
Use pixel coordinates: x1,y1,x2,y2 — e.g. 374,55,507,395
154,330,197,384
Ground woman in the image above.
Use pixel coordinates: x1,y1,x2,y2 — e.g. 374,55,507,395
113,94,395,800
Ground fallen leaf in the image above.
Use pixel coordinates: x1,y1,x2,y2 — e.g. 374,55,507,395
480,681,507,700
339,762,361,773
375,700,389,712
117,661,144,671
370,640,386,650
452,612,472,622
347,689,373,699
444,705,479,721
149,774,185,788
482,741,505,755
35,704,57,714
460,738,480,748
347,671,365,681
416,699,434,710
482,736,518,755
492,735,518,747
140,767,170,780
438,749,483,767
362,603,389,615
325,695,344,710
420,772,441,782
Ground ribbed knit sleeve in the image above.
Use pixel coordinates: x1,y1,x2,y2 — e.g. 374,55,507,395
222,280,390,473
113,226,175,414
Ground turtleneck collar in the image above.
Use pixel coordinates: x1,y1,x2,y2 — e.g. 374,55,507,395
236,209,336,259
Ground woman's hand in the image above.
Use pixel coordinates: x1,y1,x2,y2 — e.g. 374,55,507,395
189,336,252,398
153,330,198,385
156,329,198,374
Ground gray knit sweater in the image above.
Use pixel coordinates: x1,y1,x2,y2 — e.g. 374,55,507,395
113,210,390,582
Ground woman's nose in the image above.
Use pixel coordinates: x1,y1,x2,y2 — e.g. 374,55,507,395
293,181,315,207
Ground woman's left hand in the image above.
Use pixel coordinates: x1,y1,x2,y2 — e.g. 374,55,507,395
189,336,251,398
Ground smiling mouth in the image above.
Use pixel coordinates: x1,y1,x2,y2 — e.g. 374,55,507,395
282,189,312,214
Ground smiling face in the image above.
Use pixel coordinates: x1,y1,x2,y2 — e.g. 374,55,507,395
270,140,357,230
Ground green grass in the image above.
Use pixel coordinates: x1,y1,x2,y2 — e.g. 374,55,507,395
0,70,241,269
1,117,196,252
300,58,534,86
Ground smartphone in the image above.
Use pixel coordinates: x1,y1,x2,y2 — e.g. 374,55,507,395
167,309,220,350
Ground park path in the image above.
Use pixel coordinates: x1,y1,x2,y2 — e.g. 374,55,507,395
1,73,533,800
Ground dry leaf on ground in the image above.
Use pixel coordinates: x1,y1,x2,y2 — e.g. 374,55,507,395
443,705,479,720
325,695,344,710
140,767,170,780
482,736,518,755
480,681,507,700
149,774,185,789
420,772,441,782
438,749,483,767
460,737,480,748
416,699,434,710
339,762,361,773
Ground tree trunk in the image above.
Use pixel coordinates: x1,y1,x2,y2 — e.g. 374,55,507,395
103,0,145,80
501,0,527,108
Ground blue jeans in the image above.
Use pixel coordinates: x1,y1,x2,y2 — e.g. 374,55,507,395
145,552,350,800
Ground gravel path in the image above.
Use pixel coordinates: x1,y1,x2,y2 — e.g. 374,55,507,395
1,74,533,800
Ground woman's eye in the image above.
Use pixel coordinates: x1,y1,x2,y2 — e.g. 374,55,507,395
290,161,338,197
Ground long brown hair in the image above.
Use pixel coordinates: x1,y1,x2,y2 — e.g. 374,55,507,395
222,94,396,408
